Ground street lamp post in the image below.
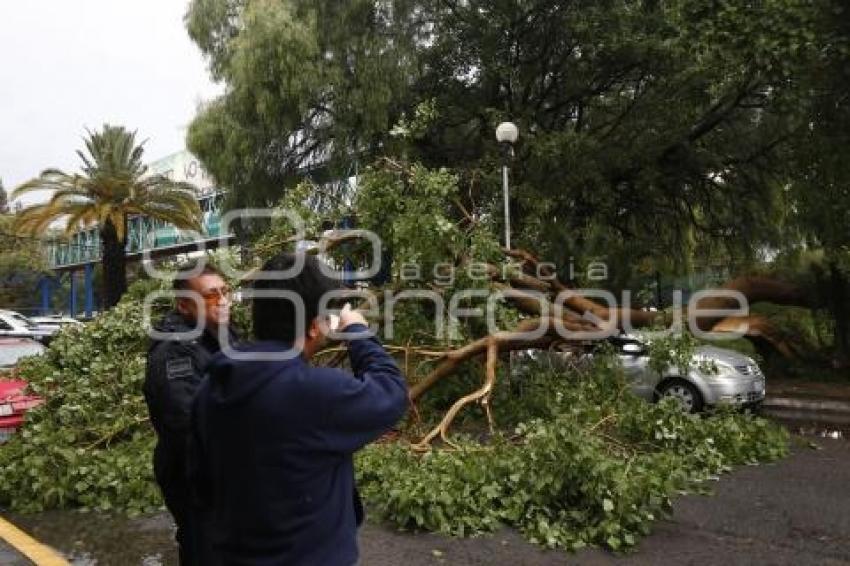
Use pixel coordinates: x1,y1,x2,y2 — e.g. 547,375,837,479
495,122,519,250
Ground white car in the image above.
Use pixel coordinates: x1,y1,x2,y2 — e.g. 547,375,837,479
29,315,83,330
0,310,57,344
0,337,46,369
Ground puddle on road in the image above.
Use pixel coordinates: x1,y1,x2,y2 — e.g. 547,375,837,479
7,509,177,565
764,408,849,440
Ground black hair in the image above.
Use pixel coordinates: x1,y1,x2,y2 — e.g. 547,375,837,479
172,260,224,291
252,252,342,342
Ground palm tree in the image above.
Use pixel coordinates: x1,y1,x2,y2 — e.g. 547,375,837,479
13,125,202,307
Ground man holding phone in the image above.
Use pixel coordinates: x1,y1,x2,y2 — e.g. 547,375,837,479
190,252,407,566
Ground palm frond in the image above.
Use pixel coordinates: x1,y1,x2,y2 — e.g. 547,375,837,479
128,176,203,229
48,188,93,205
135,204,203,233
60,203,101,235
12,171,74,198
13,202,69,235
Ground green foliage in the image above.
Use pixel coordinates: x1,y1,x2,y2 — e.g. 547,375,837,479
358,357,788,551
0,214,47,311
250,179,352,263
389,99,440,143
186,0,839,272
13,125,203,241
786,0,850,256
643,330,721,377
0,273,251,514
184,0,850,371
186,0,420,207
0,284,166,514
355,162,501,277
753,303,825,351
254,160,501,300
185,0,850,363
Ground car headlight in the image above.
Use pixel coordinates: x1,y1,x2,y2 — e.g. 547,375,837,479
700,361,737,382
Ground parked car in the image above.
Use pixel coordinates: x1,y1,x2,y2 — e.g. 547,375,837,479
611,334,765,413
519,334,766,413
29,314,83,330
0,310,57,344
0,337,46,442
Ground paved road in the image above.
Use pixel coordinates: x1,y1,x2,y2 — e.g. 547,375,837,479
0,539,30,566
7,437,850,565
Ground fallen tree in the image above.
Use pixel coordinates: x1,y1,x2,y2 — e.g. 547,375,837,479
0,259,793,554
290,238,810,449
252,162,817,449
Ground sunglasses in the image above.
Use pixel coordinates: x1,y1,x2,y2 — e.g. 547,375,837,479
200,286,232,304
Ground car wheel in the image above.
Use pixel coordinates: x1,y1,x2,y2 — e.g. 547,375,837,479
656,379,704,414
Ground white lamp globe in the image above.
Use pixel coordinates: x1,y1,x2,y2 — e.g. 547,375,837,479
495,122,519,144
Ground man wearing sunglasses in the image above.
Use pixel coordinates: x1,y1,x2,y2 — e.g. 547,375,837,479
143,260,237,566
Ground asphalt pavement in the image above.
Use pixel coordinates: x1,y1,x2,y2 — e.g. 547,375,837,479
0,539,30,566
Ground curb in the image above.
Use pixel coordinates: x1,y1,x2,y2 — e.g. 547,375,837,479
764,396,850,414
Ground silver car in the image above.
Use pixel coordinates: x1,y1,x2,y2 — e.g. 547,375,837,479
519,335,766,413
611,335,766,413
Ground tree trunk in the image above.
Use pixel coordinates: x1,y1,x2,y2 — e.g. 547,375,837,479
100,219,127,308
502,249,809,331
828,261,849,364
691,276,810,331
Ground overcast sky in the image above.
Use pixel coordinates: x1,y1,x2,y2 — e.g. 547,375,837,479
0,0,222,204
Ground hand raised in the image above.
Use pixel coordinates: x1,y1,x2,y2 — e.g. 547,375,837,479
338,303,367,330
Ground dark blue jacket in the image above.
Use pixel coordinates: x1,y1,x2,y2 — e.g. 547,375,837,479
189,324,407,566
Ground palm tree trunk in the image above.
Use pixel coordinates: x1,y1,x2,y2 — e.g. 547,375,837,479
100,219,127,308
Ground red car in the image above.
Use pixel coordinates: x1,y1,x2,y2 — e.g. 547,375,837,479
0,338,46,443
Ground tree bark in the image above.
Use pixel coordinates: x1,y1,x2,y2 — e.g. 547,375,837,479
408,317,560,401
691,276,810,331
100,218,127,308
503,249,809,331
828,261,849,364
709,315,801,360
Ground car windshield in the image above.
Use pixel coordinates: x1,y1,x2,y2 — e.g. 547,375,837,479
0,342,45,368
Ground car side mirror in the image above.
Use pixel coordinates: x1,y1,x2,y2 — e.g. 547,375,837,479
622,343,643,355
